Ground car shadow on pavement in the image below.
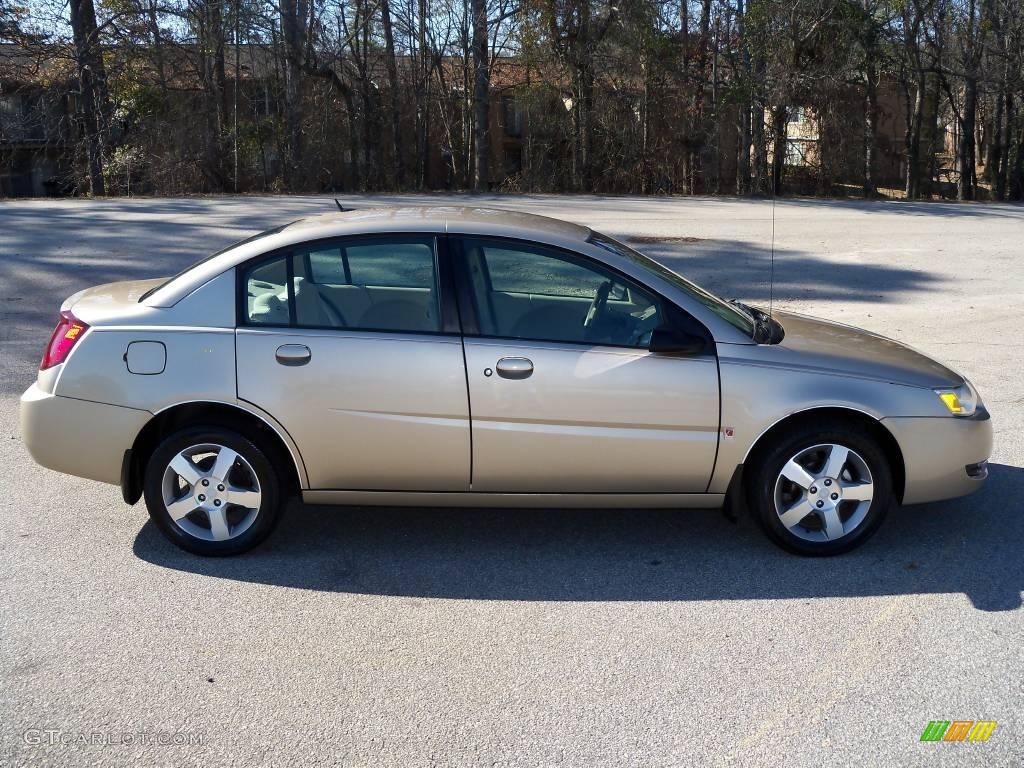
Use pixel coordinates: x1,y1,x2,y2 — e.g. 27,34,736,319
622,237,943,305
133,463,1022,612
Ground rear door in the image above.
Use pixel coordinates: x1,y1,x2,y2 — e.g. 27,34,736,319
235,235,470,491
454,236,720,493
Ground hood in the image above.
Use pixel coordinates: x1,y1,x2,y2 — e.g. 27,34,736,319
61,278,168,324
768,310,962,389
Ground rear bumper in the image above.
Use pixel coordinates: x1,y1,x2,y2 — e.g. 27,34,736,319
883,407,993,505
20,383,150,486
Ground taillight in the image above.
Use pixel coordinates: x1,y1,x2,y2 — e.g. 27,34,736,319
40,310,88,370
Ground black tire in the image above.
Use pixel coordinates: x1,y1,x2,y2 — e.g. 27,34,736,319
747,419,892,556
143,426,283,556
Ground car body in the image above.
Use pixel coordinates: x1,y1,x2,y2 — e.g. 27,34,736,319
20,207,992,555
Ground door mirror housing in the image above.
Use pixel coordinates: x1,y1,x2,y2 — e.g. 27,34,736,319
648,326,707,356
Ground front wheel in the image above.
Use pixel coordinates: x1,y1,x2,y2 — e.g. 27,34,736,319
143,427,283,556
748,421,893,556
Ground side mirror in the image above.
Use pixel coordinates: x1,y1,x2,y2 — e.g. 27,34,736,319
649,326,706,356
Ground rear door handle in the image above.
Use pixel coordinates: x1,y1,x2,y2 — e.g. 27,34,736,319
495,357,533,380
276,344,311,366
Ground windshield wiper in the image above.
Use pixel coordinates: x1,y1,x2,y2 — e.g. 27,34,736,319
727,299,754,320
729,301,761,333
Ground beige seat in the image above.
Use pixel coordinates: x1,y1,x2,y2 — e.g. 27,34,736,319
250,290,289,325
293,276,345,327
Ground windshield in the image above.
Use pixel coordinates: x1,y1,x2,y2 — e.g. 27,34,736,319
589,232,755,337
138,223,293,302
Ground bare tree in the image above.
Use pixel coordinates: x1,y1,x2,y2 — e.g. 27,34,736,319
69,0,110,195
380,0,405,186
471,0,490,189
2,0,1021,199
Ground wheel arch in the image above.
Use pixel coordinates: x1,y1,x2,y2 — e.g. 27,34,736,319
123,400,307,504
741,406,906,504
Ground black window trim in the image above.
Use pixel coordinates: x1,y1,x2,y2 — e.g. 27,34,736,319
449,234,714,354
235,231,461,338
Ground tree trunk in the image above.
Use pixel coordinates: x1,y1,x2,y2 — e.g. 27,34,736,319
198,0,227,191
360,18,380,189
69,0,109,196
679,0,688,53
578,63,595,190
750,42,767,195
735,0,750,195
360,81,376,189
984,86,1003,188
957,76,977,200
416,0,428,188
904,73,924,199
470,0,489,191
380,0,404,187
925,70,941,197
996,90,1011,199
693,0,712,193
770,105,787,195
147,0,169,109
863,56,878,197
1009,98,1023,200
956,0,980,200
751,104,766,195
279,0,306,189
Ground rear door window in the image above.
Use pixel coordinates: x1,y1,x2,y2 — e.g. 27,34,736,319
243,237,441,334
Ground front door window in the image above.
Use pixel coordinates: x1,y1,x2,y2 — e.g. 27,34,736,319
460,238,663,349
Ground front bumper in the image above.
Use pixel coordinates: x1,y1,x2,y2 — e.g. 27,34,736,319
883,406,993,505
20,383,150,486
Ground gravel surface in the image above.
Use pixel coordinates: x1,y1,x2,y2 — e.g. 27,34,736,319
1,194,1022,767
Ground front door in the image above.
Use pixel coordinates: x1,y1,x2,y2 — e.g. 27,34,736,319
235,235,470,491
455,237,720,493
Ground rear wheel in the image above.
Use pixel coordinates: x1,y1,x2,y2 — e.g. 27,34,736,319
748,420,892,556
143,427,282,556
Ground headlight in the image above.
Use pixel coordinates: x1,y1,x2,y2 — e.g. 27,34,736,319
934,380,979,416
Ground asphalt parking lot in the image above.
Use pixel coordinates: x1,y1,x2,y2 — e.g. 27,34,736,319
1,194,1022,767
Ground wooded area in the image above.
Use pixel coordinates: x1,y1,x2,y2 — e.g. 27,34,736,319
1,0,1023,199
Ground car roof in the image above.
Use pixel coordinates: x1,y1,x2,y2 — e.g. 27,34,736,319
143,206,593,307
284,206,592,241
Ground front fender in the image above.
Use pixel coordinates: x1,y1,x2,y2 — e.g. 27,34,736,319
709,350,947,493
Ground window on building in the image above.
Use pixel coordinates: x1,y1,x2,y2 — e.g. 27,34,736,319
502,95,523,138
504,146,523,177
784,139,809,166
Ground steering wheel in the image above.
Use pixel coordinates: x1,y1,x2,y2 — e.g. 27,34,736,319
583,281,612,331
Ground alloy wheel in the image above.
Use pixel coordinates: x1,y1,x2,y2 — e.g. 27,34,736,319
772,443,874,543
160,443,262,542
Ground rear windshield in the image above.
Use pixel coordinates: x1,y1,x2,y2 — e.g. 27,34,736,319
138,223,293,302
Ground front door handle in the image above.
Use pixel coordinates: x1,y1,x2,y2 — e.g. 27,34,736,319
495,357,533,380
276,344,311,366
